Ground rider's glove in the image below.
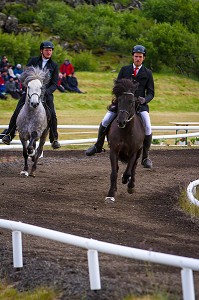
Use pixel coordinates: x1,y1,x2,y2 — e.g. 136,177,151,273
138,96,146,104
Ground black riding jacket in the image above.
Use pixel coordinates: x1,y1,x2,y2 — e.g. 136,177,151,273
27,56,59,95
117,64,154,113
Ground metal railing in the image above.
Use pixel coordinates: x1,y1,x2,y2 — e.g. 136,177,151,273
0,125,199,150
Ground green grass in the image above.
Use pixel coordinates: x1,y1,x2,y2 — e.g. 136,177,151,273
179,187,199,218
0,282,59,300
124,295,170,300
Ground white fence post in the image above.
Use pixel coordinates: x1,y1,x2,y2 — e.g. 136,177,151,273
87,249,101,290
181,268,195,300
12,231,23,268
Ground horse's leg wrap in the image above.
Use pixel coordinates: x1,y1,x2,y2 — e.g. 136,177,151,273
142,134,153,168
28,131,38,156
85,123,107,156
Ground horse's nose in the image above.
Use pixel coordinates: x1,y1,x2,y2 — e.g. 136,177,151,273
31,102,39,108
117,120,126,128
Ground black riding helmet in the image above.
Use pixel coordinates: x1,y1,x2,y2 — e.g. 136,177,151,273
40,41,54,50
132,45,146,56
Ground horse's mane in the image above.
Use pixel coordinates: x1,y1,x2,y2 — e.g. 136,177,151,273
20,66,50,87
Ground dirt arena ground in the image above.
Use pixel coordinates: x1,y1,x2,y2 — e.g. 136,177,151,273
0,148,199,300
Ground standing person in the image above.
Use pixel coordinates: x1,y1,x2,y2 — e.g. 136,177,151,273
85,44,154,168
2,41,61,149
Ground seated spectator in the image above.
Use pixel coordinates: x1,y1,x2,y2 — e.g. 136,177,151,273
0,55,9,72
59,60,86,94
57,73,68,93
13,64,23,78
60,59,74,76
5,76,21,99
8,64,16,78
67,73,86,93
0,72,7,100
61,73,86,94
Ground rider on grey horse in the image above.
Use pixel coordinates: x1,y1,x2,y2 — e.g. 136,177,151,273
85,44,154,169
2,41,61,149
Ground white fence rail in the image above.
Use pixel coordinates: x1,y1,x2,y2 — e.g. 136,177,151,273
187,180,199,207
0,125,199,150
0,218,198,299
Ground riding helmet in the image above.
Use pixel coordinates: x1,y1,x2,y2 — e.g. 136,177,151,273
132,45,146,56
40,41,54,50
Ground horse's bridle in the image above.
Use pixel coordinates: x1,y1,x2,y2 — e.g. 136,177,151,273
119,92,135,122
27,92,42,104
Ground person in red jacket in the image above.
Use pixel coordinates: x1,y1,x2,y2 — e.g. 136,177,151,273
60,59,74,76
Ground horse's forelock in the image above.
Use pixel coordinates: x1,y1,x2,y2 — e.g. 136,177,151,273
20,66,50,87
113,79,138,98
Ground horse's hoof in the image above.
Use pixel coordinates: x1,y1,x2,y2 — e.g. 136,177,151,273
20,171,29,177
29,172,36,177
105,197,115,203
122,175,131,184
127,187,135,194
122,177,127,184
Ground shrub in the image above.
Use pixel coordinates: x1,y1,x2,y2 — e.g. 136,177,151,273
72,51,99,72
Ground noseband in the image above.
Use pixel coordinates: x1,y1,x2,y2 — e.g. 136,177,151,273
119,92,135,122
27,92,42,104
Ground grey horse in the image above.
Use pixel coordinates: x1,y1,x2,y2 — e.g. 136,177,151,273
16,66,50,177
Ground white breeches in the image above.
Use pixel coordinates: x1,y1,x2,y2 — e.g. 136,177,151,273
101,110,152,135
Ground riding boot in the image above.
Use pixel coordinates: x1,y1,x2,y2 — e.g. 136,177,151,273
85,123,106,156
2,93,26,145
2,113,18,145
49,116,61,149
142,134,153,168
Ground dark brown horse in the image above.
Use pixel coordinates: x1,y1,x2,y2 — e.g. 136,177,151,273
106,78,145,203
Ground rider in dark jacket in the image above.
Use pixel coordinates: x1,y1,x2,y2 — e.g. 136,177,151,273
2,41,61,149
85,45,154,168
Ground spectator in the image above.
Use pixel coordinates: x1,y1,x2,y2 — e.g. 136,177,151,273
7,64,16,78
0,72,7,100
5,76,21,99
60,59,74,76
57,73,67,93
1,68,10,83
0,55,9,72
13,64,23,78
66,73,86,93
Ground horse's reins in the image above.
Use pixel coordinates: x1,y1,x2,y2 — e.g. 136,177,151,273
119,92,135,122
